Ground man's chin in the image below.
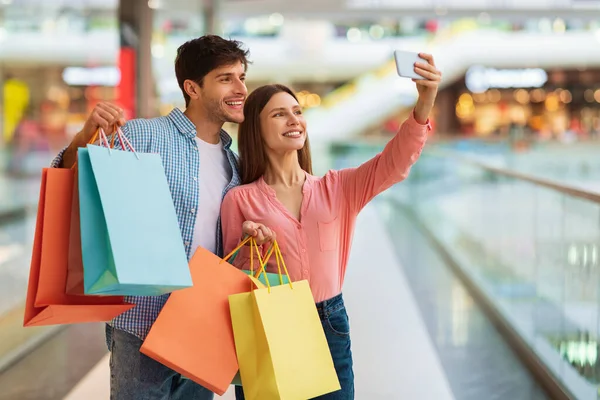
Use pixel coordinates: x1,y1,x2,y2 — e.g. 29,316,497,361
225,113,245,124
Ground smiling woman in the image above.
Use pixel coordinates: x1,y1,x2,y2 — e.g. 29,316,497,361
221,57,440,399
237,84,313,185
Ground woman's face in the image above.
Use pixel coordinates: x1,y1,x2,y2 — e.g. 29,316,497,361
259,92,307,154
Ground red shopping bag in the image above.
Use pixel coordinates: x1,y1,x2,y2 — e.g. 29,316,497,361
65,129,113,295
23,167,133,327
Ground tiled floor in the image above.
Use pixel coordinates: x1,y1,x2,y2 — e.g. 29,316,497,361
0,323,107,400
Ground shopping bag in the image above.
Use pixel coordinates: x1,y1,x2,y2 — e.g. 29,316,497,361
226,241,288,387
23,167,134,327
78,128,192,296
140,237,265,395
229,241,290,287
65,164,84,295
229,241,340,400
66,129,112,295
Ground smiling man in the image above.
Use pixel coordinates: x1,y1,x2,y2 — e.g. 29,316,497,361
52,35,274,399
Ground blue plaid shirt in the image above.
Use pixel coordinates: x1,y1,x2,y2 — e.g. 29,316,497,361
51,108,241,340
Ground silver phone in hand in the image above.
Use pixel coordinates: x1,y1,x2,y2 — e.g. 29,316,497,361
394,50,426,80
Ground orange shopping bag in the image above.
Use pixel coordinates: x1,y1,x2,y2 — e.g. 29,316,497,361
140,236,266,396
65,165,84,295
65,129,115,295
23,167,134,327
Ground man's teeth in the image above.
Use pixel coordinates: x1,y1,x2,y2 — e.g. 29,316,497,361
226,101,243,106
283,131,301,137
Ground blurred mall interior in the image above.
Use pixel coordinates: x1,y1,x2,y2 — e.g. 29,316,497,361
1,0,600,399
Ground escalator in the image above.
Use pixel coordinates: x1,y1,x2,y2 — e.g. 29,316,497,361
305,29,600,142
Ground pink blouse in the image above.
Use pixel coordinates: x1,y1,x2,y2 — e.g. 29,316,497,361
221,112,430,302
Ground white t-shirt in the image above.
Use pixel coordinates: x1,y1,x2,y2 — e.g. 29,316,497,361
190,137,232,255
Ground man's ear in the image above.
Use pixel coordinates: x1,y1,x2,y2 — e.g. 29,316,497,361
184,79,201,102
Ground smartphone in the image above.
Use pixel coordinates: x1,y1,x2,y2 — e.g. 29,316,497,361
394,50,426,80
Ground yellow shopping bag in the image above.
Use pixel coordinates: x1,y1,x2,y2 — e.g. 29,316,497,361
229,240,340,400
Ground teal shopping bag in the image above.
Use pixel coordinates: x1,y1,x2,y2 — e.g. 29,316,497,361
241,270,289,286
78,144,192,296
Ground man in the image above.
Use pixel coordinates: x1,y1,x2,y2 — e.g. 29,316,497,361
53,35,273,399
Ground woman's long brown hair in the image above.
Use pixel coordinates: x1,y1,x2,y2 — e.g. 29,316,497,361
238,84,313,185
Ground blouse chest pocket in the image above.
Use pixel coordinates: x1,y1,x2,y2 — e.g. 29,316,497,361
317,217,339,252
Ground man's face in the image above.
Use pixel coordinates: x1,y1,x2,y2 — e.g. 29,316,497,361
197,61,247,124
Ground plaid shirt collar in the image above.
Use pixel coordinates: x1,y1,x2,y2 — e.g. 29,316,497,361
167,108,233,149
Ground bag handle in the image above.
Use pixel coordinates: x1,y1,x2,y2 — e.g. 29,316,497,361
222,235,293,292
250,237,273,292
102,127,139,160
70,128,115,170
252,239,293,291
227,234,275,266
222,235,253,263
113,127,139,160
274,240,293,289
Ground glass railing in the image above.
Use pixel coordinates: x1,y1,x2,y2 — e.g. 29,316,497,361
332,143,600,399
435,139,600,195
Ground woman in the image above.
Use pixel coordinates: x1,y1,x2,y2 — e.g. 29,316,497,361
222,54,441,399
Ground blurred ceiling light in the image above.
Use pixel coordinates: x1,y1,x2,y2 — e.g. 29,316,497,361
487,89,501,102
151,43,165,59
455,102,475,119
458,93,473,106
595,89,600,103
559,89,572,103
269,13,284,26
595,29,600,43
63,67,121,86
530,88,546,103
472,92,487,103
306,94,321,108
553,18,566,33
545,94,560,112
514,89,530,104
369,24,385,39
148,0,161,9
584,89,595,102
568,244,578,265
346,27,361,42
0,27,5,42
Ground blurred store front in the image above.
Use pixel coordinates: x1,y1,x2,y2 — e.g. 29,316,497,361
437,67,600,142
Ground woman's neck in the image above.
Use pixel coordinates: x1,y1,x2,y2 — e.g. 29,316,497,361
263,151,305,187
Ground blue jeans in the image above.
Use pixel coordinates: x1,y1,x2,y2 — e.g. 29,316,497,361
235,293,355,399
106,325,215,400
